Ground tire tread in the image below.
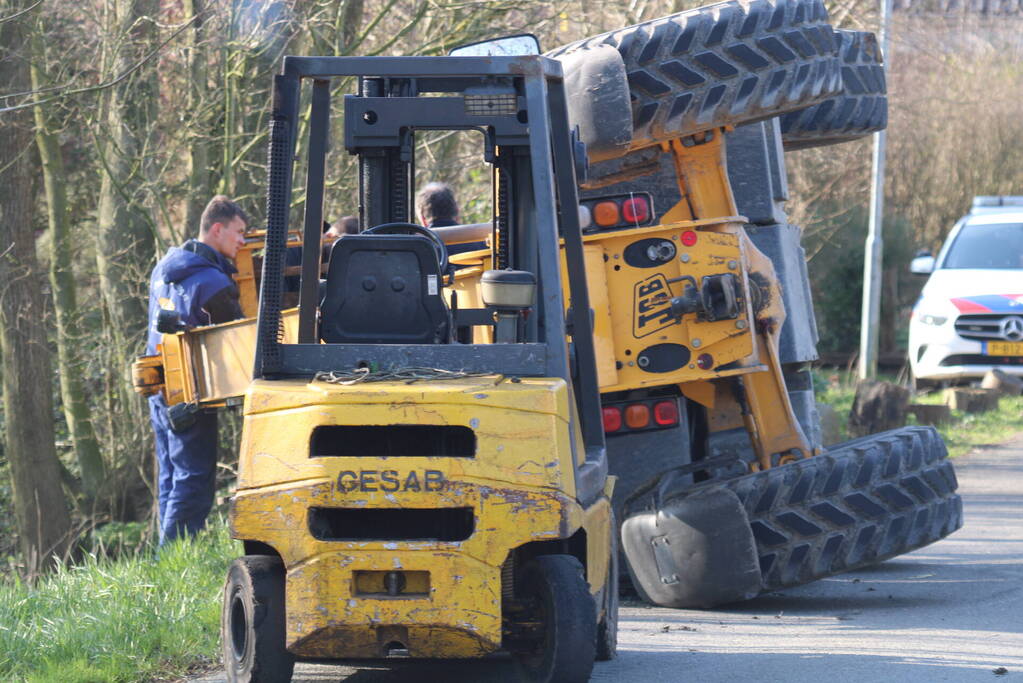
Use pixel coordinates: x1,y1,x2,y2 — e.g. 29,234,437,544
664,426,962,593
548,0,842,150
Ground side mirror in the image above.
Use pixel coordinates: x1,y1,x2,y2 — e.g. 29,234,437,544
448,34,540,57
910,255,935,275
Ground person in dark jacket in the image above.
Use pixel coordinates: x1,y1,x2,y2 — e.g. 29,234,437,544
146,195,248,544
415,182,487,261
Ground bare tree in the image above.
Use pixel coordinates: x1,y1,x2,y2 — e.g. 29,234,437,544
28,19,106,503
0,0,73,575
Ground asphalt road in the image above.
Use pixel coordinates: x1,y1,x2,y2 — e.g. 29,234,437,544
195,437,1023,682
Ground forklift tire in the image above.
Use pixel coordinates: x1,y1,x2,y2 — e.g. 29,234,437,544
687,426,962,595
222,556,294,683
780,29,887,151
512,555,596,683
596,515,619,661
548,0,843,152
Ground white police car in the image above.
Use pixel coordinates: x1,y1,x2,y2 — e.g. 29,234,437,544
909,196,1023,384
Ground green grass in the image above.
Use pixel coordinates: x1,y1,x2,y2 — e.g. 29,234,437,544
814,372,1023,458
0,519,239,683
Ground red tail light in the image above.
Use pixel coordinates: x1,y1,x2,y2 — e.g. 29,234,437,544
602,406,622,433
622,197,650,223
653,400,679,426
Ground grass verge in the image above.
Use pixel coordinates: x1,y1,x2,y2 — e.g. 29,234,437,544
815,372,1023,457
0,519,238,683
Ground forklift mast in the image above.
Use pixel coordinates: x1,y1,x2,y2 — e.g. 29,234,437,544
253,55,608,502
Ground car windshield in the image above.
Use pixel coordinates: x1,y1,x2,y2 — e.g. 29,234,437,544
943,222,1023,269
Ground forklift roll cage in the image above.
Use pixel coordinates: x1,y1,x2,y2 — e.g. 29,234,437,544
254,54,608,502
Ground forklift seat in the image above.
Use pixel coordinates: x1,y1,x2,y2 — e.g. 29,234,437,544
319,234,450,344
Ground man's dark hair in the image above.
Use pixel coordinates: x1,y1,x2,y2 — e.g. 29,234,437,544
200,195,249,234
416,182,458,225
339,215,360,235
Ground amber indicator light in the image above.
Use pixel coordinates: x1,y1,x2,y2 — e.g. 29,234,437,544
624,404,650,429
593,201,621,227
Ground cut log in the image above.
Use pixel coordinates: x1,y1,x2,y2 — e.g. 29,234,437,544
980,369,1023,397
908,403,953,426
945,387,999,413
848,380,910,438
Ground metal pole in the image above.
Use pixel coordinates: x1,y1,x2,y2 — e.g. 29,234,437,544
858,0,893,380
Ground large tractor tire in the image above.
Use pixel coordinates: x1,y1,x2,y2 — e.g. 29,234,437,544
622,426,962,606
548,0,843,153
779,29,887,150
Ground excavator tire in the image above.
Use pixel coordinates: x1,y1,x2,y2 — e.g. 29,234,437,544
779,29,887,150
623,426,962,606
548,0,843,152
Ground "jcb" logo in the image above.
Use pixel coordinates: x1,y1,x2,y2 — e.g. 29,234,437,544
633,274,678,338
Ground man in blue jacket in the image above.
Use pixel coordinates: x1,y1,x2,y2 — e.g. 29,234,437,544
146,195,248,544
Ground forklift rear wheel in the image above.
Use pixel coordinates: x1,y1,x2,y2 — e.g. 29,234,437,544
548,0,843,152
780,29,887,150
222,556,295,683
596,517,619,661
512,555,596,683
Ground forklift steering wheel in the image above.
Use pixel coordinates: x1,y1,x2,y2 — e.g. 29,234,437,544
363,222,450,274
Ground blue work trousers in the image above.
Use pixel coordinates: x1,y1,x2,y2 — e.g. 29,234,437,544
149,394,218,545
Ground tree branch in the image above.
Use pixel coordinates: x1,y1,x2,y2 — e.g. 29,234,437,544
0,11,202,114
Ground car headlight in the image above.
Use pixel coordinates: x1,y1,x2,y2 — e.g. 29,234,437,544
918,313,948,326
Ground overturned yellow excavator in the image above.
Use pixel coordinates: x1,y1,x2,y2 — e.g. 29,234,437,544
136,2,961,681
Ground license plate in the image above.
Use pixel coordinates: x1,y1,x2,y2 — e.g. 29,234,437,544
986,341,1023,356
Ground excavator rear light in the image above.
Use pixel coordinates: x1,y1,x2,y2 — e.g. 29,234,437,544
622,197,649,223
602,406,622,432
653,400,679,426
624,404,650,429
593,201,620,227
681,230,698,246
579,192,656,232
602,396,681,434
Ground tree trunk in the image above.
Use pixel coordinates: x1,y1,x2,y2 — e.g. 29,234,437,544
94,0,160,521
96,0,158,356
184,0,210,234
29,28,106,503
0,6,73,576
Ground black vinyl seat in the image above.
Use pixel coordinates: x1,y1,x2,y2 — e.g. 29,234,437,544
319,234,450,344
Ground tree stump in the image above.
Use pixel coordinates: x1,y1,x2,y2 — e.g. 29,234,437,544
848,380,910,438
981,369,1023,397
908,403,953,426
945,387,999,413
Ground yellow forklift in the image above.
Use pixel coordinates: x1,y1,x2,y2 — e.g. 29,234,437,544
219,52,615,682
